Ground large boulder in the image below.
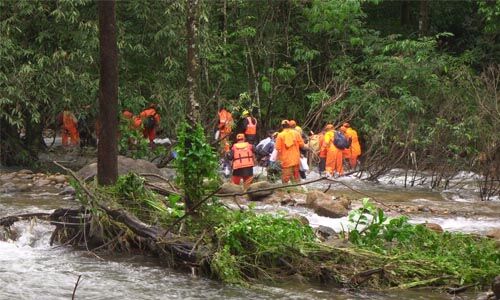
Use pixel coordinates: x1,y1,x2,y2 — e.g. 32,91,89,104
305,191,348,218
422,222,444,233
246,181,275,201
305,190,327,207
76,155,163,180
218,182,244,195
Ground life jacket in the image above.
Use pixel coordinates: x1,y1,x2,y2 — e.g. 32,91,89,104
244,117,257,135
232,142,254,169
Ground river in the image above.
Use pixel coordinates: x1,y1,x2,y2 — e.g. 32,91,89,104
1,167,498,299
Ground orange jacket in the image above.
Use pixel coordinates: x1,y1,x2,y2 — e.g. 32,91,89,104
232,142,254,169
139,108,160,127
122,110,133,119
275,128,304,168
345,127,361,156
132,116,142,129
244,117,257,135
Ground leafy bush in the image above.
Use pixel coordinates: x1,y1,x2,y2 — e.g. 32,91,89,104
174,122,219,204
346,199,500,286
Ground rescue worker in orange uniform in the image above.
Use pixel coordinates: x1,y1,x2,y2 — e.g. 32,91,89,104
275,120,306,183
322,124,343,177
316,126,329,175
242,110,257,145
61,108,80,147
341,122,361,170
139,103,161,148
228,133,255,189
218,106,233,153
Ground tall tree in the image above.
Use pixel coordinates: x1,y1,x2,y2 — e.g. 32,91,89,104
97,0,118,185
419,0,430,36
183,0,201,212
186,0,200,124
400,0,410,26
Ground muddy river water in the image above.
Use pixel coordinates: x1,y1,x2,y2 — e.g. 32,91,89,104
1,167,499,299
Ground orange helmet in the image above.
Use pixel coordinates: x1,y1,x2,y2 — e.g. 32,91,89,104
343,122,350,128
289,120,297,127
236,133,245,141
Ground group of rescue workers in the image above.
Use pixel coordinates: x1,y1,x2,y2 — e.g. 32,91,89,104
59,103,161,149
217,106,362,189
59,102,361,190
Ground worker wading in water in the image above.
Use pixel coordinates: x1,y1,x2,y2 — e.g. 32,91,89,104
340,122,362,170
60,108,80,147
322,124,344,177
228,133,255,189
275,120,306,183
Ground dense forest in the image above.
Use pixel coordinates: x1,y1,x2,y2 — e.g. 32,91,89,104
1,0,499,190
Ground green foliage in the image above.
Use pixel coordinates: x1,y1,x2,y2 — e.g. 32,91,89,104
346,199,500,286
211,208,316,284
110,173,172,224
117,116,150,159
174,122,218,203
478,0,500,33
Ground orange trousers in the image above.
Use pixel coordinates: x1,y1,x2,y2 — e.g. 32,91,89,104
342,149,359,169
231,175,253,189
326,146,343,176
282,165,300,184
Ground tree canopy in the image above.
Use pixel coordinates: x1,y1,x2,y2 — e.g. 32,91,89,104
1,0,498,181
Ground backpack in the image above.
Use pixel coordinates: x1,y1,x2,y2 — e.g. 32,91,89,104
143,114,156,129
333,130,350,150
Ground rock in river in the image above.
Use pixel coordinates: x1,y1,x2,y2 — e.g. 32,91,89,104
305,191,348,218
246,181,274,201
77,155,164,180
218,182,243,195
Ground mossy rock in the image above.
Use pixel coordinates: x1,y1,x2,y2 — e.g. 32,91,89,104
247,181,274,201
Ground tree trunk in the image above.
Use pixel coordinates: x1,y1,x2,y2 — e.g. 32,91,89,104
186,0,200,125
400,0,410,26
419,0,430,36
97,0,118,186
185,0,200,212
